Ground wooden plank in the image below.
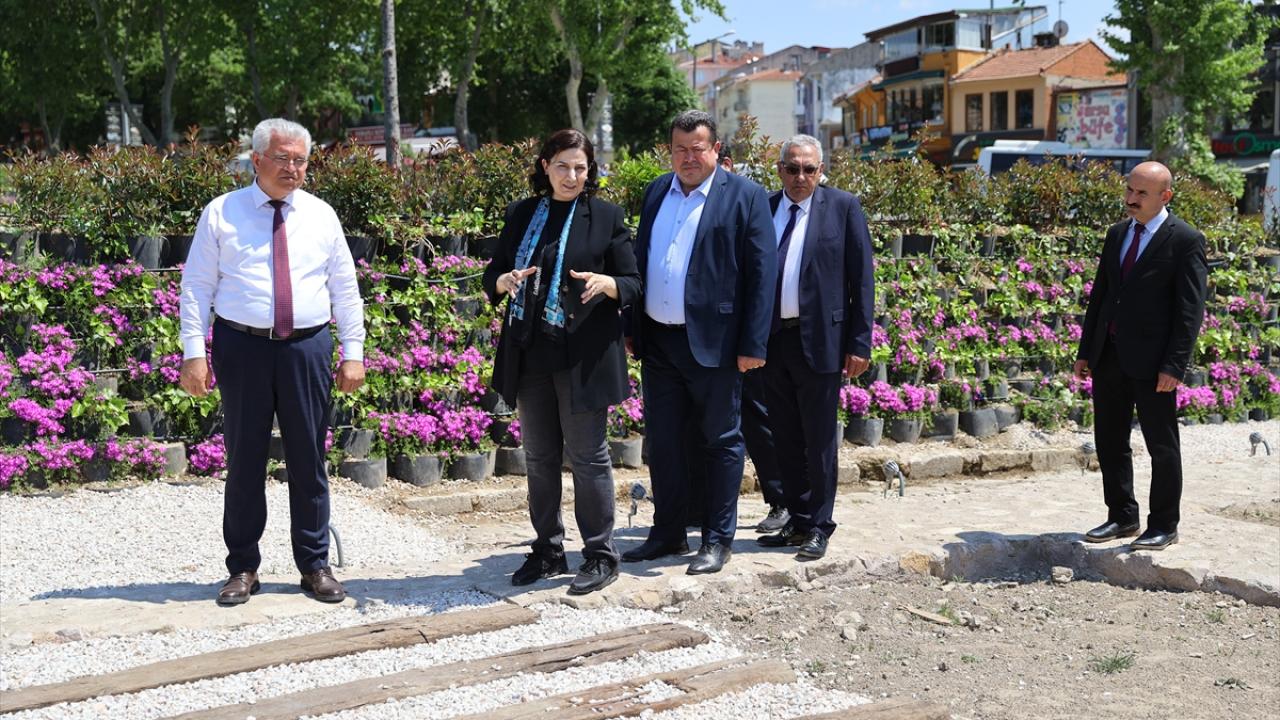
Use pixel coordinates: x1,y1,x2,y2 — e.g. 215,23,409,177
0,604,537,714
167,623,708,720
459,657,796,720
900,605,954,626
797,698,952,719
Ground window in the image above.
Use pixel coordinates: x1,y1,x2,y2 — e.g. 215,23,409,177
957,19,985,49
923,83,945,124
966,94,983,132
990,91,1009,131
924,22,955,50
1015,89,1034,129
883,29,919,62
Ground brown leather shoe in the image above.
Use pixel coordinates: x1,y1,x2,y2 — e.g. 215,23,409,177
300,566,346,603
217,571,259,606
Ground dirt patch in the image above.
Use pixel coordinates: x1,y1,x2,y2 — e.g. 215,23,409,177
1210,499,1280,527
679,569,1280,720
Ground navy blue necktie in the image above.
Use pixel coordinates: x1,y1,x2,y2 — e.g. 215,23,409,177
771,203,800,335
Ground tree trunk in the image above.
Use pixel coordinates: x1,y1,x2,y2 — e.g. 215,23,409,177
548,4,585,132
156,2,180,146
36,98,62,154
584,77,609,141
285,86,299,122
240,19,270,120
381,0,401,168
87,0,159,146
453,2,488,151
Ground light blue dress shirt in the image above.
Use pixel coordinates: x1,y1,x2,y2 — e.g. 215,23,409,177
644,169,719,324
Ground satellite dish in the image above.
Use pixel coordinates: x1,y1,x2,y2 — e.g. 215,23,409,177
1053,20,1069,39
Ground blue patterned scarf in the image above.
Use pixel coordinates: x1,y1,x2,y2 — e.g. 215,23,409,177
508,197,576,331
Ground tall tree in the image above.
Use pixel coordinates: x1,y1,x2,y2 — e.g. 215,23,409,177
1,0,104,152
381,0,401,167
1102,0,1272,196
544,0,724,140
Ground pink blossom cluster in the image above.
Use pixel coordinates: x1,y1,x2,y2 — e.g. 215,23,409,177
189,434,227,475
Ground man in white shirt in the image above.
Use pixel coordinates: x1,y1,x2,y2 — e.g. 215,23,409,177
622,110,776,575
757,135,874,560
179,118,366,606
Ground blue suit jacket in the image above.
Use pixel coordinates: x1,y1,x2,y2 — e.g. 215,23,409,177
768,185,875,374
630,169,777,368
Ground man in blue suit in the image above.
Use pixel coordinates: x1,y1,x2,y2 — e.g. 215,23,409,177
757,134,874,560
623,110,777,574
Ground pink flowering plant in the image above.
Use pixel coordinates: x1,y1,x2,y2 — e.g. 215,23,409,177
368,411,441,457
869,381,938,421
838,385,873,424
607,394,644,439
188,434,227,476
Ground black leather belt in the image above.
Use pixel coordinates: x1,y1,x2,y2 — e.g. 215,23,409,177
779,317,801,329
216,317,326,341
646,316,686,330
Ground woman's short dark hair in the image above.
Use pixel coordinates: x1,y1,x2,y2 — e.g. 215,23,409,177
530,128,599,197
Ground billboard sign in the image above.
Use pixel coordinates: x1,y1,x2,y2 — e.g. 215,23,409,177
1055,88,1127,149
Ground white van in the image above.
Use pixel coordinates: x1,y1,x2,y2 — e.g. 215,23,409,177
1265,148,1280,236
977,140,1151,176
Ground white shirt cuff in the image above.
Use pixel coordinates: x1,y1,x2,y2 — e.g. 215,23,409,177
342,342,364,363
182,337,208,360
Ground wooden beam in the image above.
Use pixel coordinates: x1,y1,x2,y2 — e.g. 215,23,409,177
459,657,796,719
0,604,537,714
167,623,708,720
797,698,953,719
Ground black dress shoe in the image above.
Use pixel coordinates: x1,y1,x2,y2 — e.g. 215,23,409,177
1130,528,1178,551
621,536,690,562
755,506,791,533
567,557,618,595
796,529,828,559
300,566,346,603
687,543,731,574
511,552,569,586
217,570,259,606
756,523,807,547
1083,520,1140,543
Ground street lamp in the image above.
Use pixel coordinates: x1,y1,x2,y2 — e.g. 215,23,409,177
691,29,737,92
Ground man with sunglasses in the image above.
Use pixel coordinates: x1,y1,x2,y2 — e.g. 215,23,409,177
179,118,365,606
623,110,777,574
757,134,873,560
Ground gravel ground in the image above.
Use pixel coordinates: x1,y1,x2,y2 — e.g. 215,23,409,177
0,481,459,604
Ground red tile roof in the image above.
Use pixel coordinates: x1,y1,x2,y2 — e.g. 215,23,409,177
951,40,1121,83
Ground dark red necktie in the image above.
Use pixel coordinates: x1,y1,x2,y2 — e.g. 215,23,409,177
771,203,800,335
268,200,294,338
1120,222,1145,281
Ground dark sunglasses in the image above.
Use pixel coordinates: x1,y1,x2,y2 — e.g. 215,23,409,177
781,163,820,176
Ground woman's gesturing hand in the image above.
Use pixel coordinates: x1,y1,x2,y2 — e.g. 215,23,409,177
569,269,618,302
497,267,538,297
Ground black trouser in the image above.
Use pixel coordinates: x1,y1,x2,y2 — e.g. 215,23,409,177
763,327,842,538
516,370,618,563
213,321,333,574
684,369,784,517
1091,340,1183,532
641,320,744,547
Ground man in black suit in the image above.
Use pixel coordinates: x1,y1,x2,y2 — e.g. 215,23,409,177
1074,161,1208,551
756,134,874,560
623,110,777,574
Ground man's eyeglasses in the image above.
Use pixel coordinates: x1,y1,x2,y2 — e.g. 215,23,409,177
268,154,309,168
781,163,820,176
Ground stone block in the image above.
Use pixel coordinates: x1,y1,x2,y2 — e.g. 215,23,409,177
158,442,187,477
979,450,1031,473
472,489,527,513
403,494,474,515
837,462,861,486
1031,449,1077,472
908,454,964,479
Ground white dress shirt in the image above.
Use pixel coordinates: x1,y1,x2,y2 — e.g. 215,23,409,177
772,192,813,320
179,182,365,361
1118,205,1168,266
645,170,718,324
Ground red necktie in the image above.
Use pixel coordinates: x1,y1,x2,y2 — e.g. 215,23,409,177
771,204,800,335
268,200,294,338
1120,222,1145,281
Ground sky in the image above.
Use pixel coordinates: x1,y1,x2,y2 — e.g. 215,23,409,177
683,0,1123,56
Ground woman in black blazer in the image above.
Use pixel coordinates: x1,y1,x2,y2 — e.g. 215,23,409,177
483,128,640,595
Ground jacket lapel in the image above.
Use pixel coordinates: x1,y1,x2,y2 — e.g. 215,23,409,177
799,186,824,278
636,174,670,274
